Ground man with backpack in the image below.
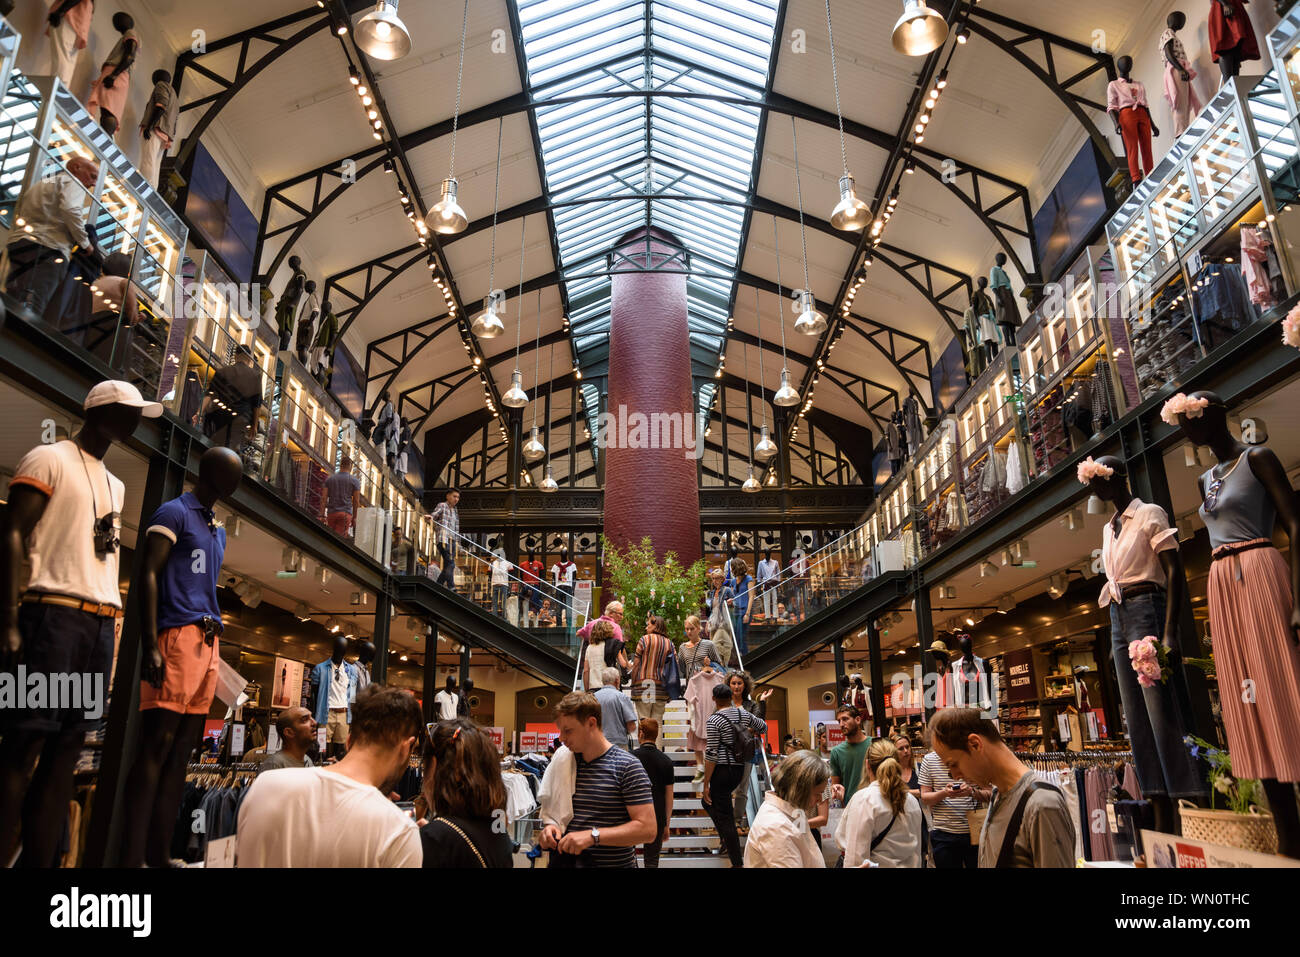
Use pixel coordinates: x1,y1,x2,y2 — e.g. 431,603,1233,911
928,708,1075,868
702,682,767,866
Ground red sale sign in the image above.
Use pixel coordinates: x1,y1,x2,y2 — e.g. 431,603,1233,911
519,731,538,752
486,727,504,753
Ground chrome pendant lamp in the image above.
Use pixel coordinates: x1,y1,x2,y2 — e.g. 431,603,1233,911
770,210,801,408
355,1,411,60
471,117,506,340
501,216,530,408
790,116,824,337
426,0,470,233
891,0,948,57
752,286,777,461
539,464,558,492
522,295,548,461
825,0,870,230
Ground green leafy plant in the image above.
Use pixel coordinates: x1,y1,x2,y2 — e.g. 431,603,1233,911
1184,735,1264,814
600,535,710,655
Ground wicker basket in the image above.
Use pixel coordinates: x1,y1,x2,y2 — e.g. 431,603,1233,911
1178,800,1278,855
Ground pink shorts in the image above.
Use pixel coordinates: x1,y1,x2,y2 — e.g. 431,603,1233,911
139,624,220,715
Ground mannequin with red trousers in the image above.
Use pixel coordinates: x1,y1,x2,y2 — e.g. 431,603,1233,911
1108,56,1161,185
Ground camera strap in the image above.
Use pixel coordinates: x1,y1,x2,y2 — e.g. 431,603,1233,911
77,442,110,525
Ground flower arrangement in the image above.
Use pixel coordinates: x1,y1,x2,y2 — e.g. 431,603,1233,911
1184,735,1265,814
600,535,709,655
1159,392,1209,425
1076,456,1114,485
1128,635,1168,687
1283,302,1300,350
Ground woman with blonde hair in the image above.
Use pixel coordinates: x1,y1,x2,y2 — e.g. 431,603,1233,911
584,619,615,690
835,739,922,868
744,750,833,868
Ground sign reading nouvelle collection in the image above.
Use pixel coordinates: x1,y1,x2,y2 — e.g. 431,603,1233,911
1004,648,1037,703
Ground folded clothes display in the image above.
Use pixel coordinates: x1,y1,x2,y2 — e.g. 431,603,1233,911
1131,278,1198,396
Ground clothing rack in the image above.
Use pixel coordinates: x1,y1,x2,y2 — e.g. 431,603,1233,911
1015,750,1133,769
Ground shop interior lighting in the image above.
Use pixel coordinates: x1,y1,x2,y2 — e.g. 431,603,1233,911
427,0,471,234
793,288,826,336
892,0,948,56
294,603,311,621
979,559,998,578
997,595,1016,614
539,465,558,492
355,0,411,60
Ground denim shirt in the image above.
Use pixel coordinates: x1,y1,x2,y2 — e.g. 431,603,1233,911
310,659,358,724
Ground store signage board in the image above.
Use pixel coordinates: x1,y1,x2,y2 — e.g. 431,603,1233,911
486,727,505,753
270,657,305,710
1140,830,1300,868
205,836,237,868
268,726,280,754
230,724,245,757
519,731,538,752
1004,648,1036,703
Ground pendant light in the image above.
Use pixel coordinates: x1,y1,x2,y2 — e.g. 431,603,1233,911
771,214,801,408
741,338,761,493
538,338,560,490
742,466,762,493
790,116,824,338
522,291,547,462
793,288,826,336
355,0,411,60
752,285,777,461
501,216,529,408
471,117,505,339
426,0,470,233
825,0,870,231
539,464,558,492
891,0,948,57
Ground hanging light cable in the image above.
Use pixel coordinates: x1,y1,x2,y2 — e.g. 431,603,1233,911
826,0,869,231
471,117,506,339
753,285,777,461
791,116,826,337
502,216,529,408
741,338,761,493
523,287,546,462
772,216,800,407
426,0,470,233
539,341,559,492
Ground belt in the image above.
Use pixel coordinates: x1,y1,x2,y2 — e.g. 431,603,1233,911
1118,581,1165,601
1211,538,1273,582
22,592,123,619
329,707,348,712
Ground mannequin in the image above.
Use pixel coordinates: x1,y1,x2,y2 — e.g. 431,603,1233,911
373,391,395,447
552,547,577,618
0,379,161,867
989,253,1022,344
961,295,986,378
45,0,94,90
457,677,474,718
395,418,411,475
953,634,993,713
1209,0,1260,86
309,636,357,760
522,548,544,612
1108,56,1161,185
757,548,779,620
294,280,319,367
433,676,459,721
842,673,869,712
1160,13,1203,137
928,638,953,710
972,276,999,364
1164,390,1300,856
274,256,306,353
355,640,375,691
311,298,337,381
886,412,903,474
724,545,739,585
138,70,178,189
1079,454,1208,833
118,447,243,867
85,13,139,139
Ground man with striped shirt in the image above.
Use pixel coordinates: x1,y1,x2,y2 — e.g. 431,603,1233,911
703,682,768,866
540,691,656,868
430,488,459,589
919,745,990,868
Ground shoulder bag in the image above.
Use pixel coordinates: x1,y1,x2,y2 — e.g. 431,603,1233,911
432,817,487,868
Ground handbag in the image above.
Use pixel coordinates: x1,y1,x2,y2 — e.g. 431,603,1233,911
431,817,487,868
661,641,682,701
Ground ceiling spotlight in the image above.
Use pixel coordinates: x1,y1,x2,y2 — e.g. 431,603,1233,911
956,24,970,44
793,288,826,336
892,0,948,56
979,560,998,578
349,67,360,86
502,370,528,408
936,69,949,89
773,368,800,407
831,174,871,231
294,602,311,621
355,0,412,60
427,178,468,234
997,595,1015,614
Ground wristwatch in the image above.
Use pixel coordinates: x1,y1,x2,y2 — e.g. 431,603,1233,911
590,827,601,846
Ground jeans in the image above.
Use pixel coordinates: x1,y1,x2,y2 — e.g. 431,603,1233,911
1109,591,1207,799
732,763,751,825
732,608,749,656
760,583,777,619
930,828,978,868
706,764,746,865
492,584,508,617
6,241,69,315
437,545,456,588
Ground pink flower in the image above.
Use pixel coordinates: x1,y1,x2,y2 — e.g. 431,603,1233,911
1130,636,1166,686
1283,304,1300,350
1160,393,1210,426
1076,456,1114,485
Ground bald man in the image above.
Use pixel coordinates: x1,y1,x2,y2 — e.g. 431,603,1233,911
259,706,317,772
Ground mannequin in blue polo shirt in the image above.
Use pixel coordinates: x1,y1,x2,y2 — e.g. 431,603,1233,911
119,446,243,867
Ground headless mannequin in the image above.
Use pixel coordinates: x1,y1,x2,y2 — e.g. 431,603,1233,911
357,640,375,687
458,677,474,717
118,447,243,867
85,12,138,138
312,298,337,382
275,256,306,353
930,644,952,708
1161,12,1202,137
45,0,94,90
0,401,145,867
725,545,739,584
1173,391,1300,856
313,635,352,760
139,69,176,188
437,676,459,720
955,634,992,711
1109,56,1161,185
295,280,319,366
1086,455,1200,834
1209,0,1260,86
990,253,1022,346
972,277,999,364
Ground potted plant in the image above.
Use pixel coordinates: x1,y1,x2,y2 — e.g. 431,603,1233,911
1180,735,1277,854
600,535,709,656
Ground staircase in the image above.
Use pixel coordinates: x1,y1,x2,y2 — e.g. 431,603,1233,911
647,698,730,868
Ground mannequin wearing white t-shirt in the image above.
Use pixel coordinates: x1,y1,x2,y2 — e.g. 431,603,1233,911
0,382,158,867
433,677,460,721
756,549,780,620
551,547,577,622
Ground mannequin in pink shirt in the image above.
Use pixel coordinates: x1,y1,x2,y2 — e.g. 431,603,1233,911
1107,56,1161,185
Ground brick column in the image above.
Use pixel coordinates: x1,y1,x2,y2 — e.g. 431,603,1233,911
603,228,702,582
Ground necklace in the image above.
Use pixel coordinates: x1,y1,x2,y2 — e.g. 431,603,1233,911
1204,452,1245,513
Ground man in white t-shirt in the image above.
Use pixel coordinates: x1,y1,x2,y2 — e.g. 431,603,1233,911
756,549,780,620
551,548,578,620
433,676,459,720
491,554,511,618
236,685,423,867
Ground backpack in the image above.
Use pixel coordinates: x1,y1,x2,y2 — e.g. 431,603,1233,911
723,707,758,762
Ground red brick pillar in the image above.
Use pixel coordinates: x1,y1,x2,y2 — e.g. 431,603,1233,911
603,228,702,584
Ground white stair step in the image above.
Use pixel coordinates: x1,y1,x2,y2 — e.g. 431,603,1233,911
668,751,697,762
675,798,704,810
674,764,702,777
663,835,719,849
669,816,714,828
652,856,733,868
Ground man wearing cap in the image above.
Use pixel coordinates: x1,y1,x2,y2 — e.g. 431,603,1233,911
5,155,102,315
0,379,161,867
202,344,263,447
